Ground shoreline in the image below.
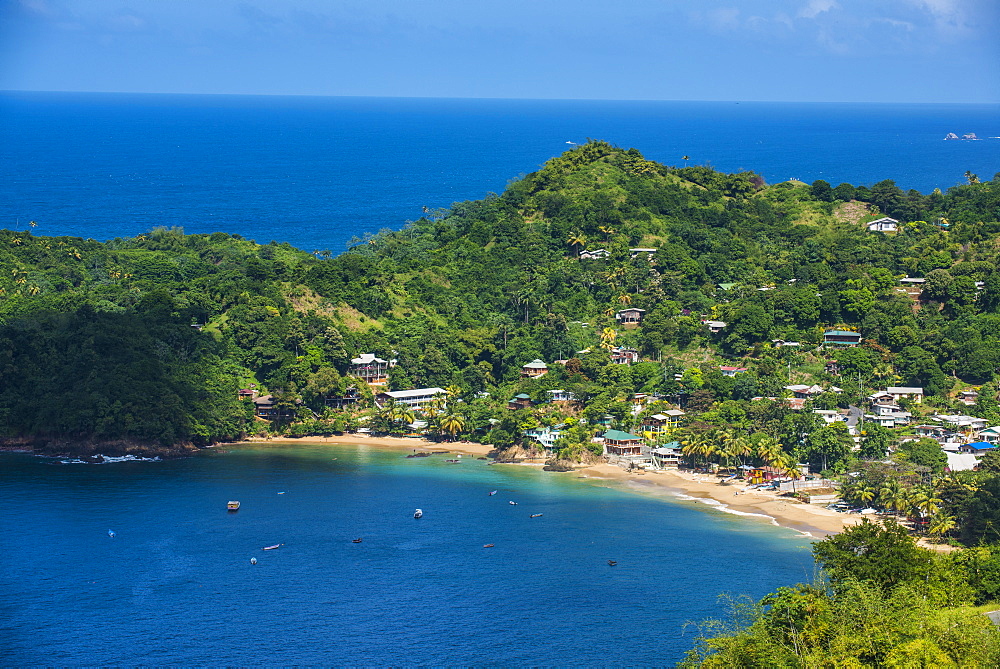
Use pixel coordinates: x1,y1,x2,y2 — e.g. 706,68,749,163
244,435,857,538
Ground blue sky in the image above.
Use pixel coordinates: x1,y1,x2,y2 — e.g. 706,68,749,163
1,0,998,102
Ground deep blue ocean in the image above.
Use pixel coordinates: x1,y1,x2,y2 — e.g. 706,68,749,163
1,91,998,253
0,444,814,665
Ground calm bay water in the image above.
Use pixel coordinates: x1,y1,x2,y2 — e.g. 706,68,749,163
1,92,998,253
1,444,813,665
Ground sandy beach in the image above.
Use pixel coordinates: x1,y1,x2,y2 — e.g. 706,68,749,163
244,434,860,538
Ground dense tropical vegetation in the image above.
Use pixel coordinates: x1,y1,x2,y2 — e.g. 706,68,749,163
683,520,1000,666
1,140,998,465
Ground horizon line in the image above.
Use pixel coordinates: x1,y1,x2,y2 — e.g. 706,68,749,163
2,88,998,106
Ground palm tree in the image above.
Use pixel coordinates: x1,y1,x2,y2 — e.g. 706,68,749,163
617,293,632,305
681,433,709,468
754,436,785,469
567,231,586,257
391,404,415,433
439,412,466,441
965,171,980,185
682,155,690,167
599,327,618,350
928,513,956,543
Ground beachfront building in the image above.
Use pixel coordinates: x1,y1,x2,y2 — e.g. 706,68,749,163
253,395,300,420
349,353,391,386
601,429,644,457
866,217,899,233
375,387,447,411
524,425,565,452
650,441,683,469
521,359,549,378
823,330,862,347
324,386,361,409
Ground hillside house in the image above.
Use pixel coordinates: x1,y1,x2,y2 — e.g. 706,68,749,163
960,441,998,455
629,247,658,259
324,386,361,409
375,387,447,411
979,427,1000,444
720,366,749,377
350,353,391,386
824,330,862,347
704,320,727,334
866,217,899,233
601,429,644,457
932,414,989,434
610,347,640,365
521,359,549,378
546,389,577,403
615,308,646,326
813,409,846,424
238,388,256,401
887,386,924,404
914,425,949,441
786,384,825,399
579,249,610,260
897,277,926,298
645,409,684,432
958,390,979,406
507,393,533,410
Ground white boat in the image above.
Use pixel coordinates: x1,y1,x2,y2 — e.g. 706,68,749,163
509,501,517,505
414,509,423,518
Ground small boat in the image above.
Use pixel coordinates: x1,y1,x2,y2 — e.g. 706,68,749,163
509,501,517,505
352,538,363,543
107,529,116,538
227,500,240,511
277,492,286,495
483,544,494,548
250,557,257,565
608,560,617,566
530,513,543,518
263,544,281,550
414,509,423,519
488,490,497,496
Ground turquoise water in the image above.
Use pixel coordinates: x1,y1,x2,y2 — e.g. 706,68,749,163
1,444,813,665
2,92,998,253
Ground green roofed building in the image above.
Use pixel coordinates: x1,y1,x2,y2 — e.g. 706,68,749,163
602,429,644,457
823,330,862,347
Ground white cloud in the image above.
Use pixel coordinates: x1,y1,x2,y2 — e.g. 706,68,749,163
798,0,839,20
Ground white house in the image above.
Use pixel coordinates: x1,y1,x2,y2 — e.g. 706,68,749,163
886,386,924,404
813,409,845,424
546,389,577,403
376,387,447,410
524,425,565,451
980,427,1000,443
866,217,899,232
